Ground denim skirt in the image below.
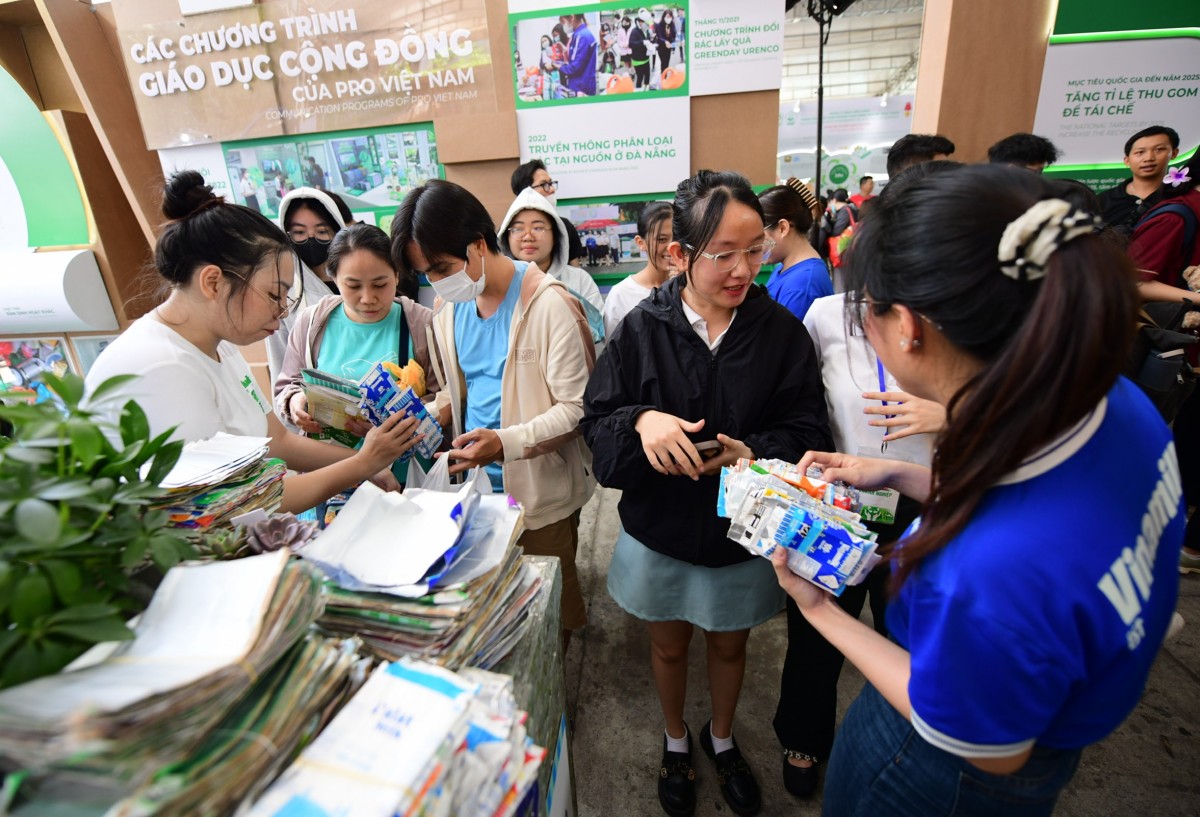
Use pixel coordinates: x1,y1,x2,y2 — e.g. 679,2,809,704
823,683,1083,817
606,527,785,632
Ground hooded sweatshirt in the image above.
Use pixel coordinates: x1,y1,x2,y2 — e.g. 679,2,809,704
497,188,605,351
267,188,343,396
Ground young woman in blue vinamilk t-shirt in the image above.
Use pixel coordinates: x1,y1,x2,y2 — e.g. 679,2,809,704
758,178,833,322
772,165,1184,817
273,223,440,483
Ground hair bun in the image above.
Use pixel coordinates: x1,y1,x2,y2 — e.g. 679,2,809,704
785,177,821,218
162,170,221,221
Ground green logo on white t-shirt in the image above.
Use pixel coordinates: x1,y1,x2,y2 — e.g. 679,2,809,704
241,375,269,414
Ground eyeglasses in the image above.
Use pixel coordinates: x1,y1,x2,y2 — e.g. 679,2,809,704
532,180,559,194
684,239,775,273
507,224,551,237
226,270,299,317
288,226,336,243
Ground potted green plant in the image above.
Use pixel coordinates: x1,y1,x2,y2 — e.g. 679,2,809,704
0,373,196,689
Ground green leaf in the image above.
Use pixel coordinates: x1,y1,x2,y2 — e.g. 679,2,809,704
14,498,62,545
146,440,185,486
0,628,21,666
67,420,103,471
149,537,186,571
45,603,122,624
2,446,55,465
47,616,134,645
40,560,84,605
119,402,150,447
36,479,94,501
85,374,139,405
1,641,44,689
120,536,151,570
10,571,54,627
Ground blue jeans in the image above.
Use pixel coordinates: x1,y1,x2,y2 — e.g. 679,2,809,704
824,684,1082,817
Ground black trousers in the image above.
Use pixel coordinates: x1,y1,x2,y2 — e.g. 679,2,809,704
1175,389,1200,551
773,494,920,760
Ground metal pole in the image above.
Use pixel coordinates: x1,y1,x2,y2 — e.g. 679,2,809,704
815,14,825,190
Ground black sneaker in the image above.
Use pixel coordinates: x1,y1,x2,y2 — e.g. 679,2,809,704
658,725,696,817
699,719,761,817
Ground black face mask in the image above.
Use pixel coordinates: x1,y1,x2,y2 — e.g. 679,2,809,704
622,22,630,28
293,238,331,270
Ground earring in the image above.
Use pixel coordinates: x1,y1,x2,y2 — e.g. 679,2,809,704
912,338,922,348
900,339,909,349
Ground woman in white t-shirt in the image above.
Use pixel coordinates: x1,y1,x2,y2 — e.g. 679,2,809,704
601,201,672,339
86,171,420,513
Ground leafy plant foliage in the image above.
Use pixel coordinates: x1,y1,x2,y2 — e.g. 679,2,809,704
0,373,194,688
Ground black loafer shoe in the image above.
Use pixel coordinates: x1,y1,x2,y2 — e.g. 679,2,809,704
782,753,819,798
658,726,696,817
699,720,761,817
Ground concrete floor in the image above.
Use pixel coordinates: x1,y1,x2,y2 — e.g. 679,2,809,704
565,488,1200,816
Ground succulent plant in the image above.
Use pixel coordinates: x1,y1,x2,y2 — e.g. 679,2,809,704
246,514,319,554
190,526,250,561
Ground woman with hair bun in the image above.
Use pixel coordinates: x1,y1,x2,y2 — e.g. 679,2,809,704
601,200,673,338
773,164,1183,816
85,171,420,513
582,170,833,817
758,178,831,321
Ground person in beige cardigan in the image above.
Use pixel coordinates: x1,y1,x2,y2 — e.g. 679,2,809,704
391,179,596,641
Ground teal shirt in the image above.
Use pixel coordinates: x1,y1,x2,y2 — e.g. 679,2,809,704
316,303,425,481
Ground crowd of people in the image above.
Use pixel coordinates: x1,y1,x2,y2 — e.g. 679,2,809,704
78,119,1198,817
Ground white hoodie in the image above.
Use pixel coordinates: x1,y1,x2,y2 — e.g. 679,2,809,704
497,188,604,320
266,187,343,392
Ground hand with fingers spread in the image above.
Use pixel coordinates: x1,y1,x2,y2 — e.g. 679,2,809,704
698,433,754,476
634,411,706,480
862,391,946,442
446,427,504,475
357,413,422,474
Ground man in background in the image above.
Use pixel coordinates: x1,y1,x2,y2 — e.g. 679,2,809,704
885,134,956,178
1099,125,1180,237
987,133,1061,172
849,176,875,207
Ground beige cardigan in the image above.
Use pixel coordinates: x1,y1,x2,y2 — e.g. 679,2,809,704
429,264,596,530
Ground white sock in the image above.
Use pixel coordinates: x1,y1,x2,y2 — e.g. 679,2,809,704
665,726,689,753
709,723,735,754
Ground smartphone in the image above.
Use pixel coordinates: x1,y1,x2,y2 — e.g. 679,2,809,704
694,440,722,459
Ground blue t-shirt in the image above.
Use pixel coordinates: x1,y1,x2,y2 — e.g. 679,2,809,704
888,378,1183,757
454,262,527,489
765,258,833,321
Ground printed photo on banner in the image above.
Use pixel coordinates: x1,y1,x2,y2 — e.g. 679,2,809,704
558,194,672,273
0,337,75,405
222,124,442,221
511,3,689,107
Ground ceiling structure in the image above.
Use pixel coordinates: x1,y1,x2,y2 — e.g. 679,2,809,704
782,0,926,104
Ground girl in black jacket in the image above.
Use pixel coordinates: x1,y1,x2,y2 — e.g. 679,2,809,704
581,171,832,817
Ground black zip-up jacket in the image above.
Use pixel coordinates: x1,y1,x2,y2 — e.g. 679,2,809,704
581,276,833,567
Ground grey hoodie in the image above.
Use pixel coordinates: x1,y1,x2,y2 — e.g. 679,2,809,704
267,187,343,410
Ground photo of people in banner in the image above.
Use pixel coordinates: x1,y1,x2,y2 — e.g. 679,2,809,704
223,125,442,219
512,4,687,105
559,196,671,272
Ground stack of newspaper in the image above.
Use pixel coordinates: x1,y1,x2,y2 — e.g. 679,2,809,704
304,475,541,670
247,658,545,817
149,434,286,530
0,551,324,774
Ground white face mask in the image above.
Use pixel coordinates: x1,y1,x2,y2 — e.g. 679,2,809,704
431,254,486,303
564,23,574,35
542,191,558,206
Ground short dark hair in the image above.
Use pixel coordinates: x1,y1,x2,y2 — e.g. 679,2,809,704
283,198,337,231
327,223,393,278
831,188,850,203
1123,125,1180,155
859,175,874,187
875,160,964,205
886,134,956,177
391,179,500,276
511,160,547,195
987,133,1061,167
156,170,288,297
672,169,764,273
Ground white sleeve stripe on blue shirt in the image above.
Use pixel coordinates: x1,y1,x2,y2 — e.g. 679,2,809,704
994,397,1106,486
911,709,1037,759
